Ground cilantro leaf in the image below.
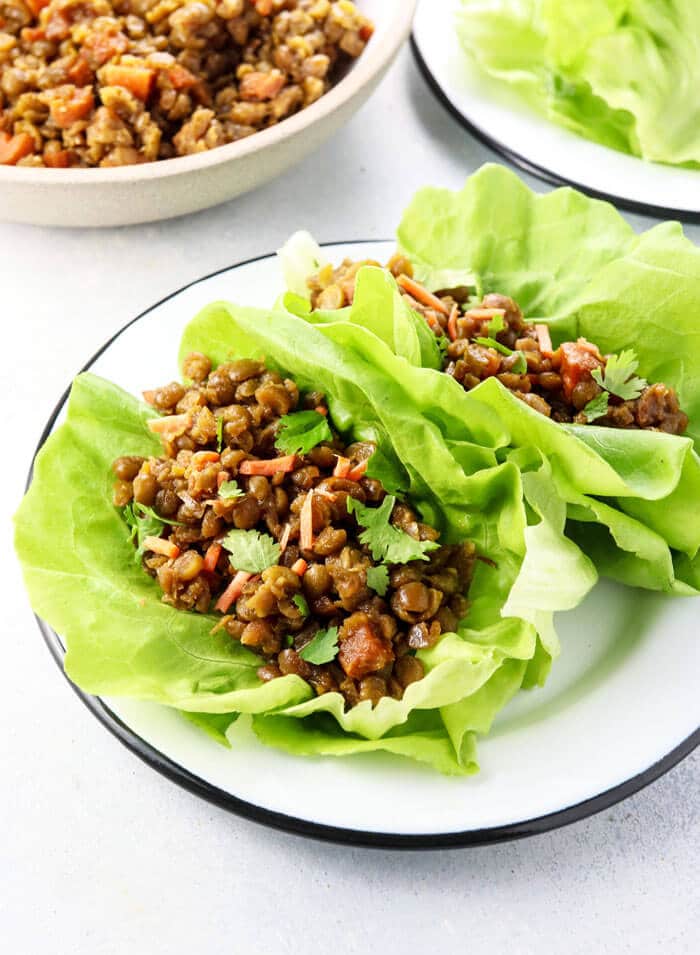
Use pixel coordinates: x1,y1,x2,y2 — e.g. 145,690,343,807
292,593,309,617
486,312,505,337
299,626,339,664
366,564,390,596
219,480,244,500
275,410,333,456
216,415,224,452
592,349,647,401
581,392,609,423
122,502,183,563
474,336,512,357
222,529,280,573
347,495,439,564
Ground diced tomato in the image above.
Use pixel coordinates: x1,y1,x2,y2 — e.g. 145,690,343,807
44,148,71,168
50,87,94,129
215,570,252,613
0,132,34,165
338,620,394,680
103,64,155,101
239,455,297,476
559,340,605,402
142,536,180,560
202,542,222,574
239,70,286,102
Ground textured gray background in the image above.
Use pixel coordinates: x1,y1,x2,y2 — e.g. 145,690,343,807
2,45,698,955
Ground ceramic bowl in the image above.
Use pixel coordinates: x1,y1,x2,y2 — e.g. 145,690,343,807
1,0,415,228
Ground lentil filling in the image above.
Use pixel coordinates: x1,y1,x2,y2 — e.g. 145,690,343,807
112,353,476,709
0,0,373,167
307,255,689,435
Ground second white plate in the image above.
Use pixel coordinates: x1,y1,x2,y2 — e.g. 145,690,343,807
412,0,700,221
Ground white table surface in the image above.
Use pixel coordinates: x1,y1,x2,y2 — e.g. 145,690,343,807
1,44,698,955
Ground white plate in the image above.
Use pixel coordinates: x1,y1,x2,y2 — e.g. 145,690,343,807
35,241,699,847
412,0,700,221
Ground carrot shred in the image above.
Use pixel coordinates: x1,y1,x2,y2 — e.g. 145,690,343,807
143,536,180,560
217,470,231,488
215,570,252,613
278,523,292,554
291,558,308,577
464,307,507,321
299,491,314,551
534,324,553,357
333,455,352,478
239,455,297,476
447,304,459,342
203,542,222,574
347,459,369,481
396,275,449,316
147,412,192,436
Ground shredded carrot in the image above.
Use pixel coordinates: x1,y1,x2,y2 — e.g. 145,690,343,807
333,455,352,478
314,405,328,416
215,570,252,613
396,275,449,316
447,303,459,342
425,314,441,333
278,523,292,553
347,459,369,481
534,324,553,357
239,455,297,476
192,451,220,466
464,307,507,321
291,558,308,576
299,491,314,551
147,412,192,437
217,470,231,488
143,536,180,560
203,542,222,573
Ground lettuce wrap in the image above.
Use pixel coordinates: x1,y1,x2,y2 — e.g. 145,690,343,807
279,165,700,593
15,294,596,775
457,0,700,166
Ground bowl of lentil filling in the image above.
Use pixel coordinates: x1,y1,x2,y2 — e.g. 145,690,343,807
113,352,476,708
0,0,414,226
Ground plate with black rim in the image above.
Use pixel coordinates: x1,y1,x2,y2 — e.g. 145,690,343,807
411,0,700,222
31,241,699,849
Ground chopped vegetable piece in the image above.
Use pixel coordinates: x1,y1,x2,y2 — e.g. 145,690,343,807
222,529,280,574
511,352,527,375
464,307,506,321
168,64,198,91
0,132,34,166
217,470,231,488
333,456,352,478
102,64,155,101
347,495,439,564
275,409,332,456
299,626,339,665
291,558,308,576
147,412,192,437
216,415,224,452
314,405,328,416
278,523,291,553
292,593,309,616
347,459,369,481
486,312,506,337
300,491,315,551
192,451,220,466
447,304,459,341
49,87,94,128
215,571,252,613
474,336,513,357
239,455,297,475
366,564,390,596
44,149,71,168
142,536,180,559
534,323,553,357
396,275,450,315
202,542,222,573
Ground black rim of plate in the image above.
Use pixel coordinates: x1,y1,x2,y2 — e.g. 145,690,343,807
30,244,700,850
410,35,700,225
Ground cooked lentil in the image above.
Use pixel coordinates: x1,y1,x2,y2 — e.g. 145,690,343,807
0,0,372,167
112,354,476,708
307,255,689,435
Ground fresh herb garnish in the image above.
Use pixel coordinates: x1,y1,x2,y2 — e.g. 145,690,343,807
221,529,280,574
366,564,390,596
474,336,512,356
122,502,184,563
486,312,505,337
216,415,224,452
275,410,333,456
437,335,450,360
299,626,339,664
218,480,244,500
292,593,309,617
347,495,439,564
592,349,648,401
285,635,295,648
511,352,527,374
581,392,609,423
474,334,527,374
